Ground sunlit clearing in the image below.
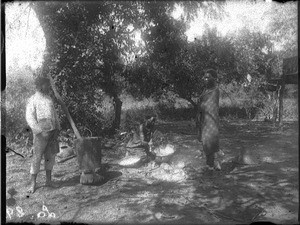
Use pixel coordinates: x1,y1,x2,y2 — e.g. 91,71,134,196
5,2,46,75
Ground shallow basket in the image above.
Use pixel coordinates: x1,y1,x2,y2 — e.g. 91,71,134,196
118,156,146,168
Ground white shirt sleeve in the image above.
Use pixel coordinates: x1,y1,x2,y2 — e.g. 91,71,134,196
25,97,43,134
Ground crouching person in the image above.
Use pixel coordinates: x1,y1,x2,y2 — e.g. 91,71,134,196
125,116,157,163
25,76,60,193
197,69,221,172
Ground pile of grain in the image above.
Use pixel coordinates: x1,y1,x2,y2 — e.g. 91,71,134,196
154,144,175,156
119,156,141,166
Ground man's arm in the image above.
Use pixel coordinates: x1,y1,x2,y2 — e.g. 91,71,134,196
139,124,148,145
25,98,42,134
139,124,145,141
196,100,202,142
150,128,155,142
147,126,155,147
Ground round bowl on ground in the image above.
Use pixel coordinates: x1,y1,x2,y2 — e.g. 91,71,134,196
154,144,175,164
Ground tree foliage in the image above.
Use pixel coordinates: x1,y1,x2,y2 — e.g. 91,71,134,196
26,1,296,135
265,1,298,57
32,2,150,134
31,1,225,134
230,28,278,81
126,1,227,106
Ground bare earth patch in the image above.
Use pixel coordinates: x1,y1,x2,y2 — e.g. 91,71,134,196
6,120,298,224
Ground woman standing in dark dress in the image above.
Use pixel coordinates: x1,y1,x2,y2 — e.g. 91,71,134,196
197,69,221,171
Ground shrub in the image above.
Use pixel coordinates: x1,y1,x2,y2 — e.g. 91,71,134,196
219,105,248,119
120,106,157,132
56,91,115,137
283,98,298,121
5,76,35,142
156,102,194,121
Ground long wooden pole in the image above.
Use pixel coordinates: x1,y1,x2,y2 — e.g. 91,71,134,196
278,78,285,127
48,75,82,139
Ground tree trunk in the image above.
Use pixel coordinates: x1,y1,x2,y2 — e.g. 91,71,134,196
272,90,279,122
112,96,122,132
31,3,53,75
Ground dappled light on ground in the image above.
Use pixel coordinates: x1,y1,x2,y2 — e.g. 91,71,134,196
6,120,298,224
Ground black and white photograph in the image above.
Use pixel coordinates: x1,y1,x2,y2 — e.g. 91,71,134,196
2,0,298,224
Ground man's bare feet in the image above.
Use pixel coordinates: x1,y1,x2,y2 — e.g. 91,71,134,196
27,183,36,193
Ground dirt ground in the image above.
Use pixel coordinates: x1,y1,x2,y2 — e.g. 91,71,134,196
6,119,299,224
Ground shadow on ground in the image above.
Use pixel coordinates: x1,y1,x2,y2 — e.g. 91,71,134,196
6,120,298,224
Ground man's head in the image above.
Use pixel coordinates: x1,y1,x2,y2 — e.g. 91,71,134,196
34,76,51,95
203,69,217,89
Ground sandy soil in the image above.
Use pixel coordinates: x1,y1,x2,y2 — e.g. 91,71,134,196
6,120,299,224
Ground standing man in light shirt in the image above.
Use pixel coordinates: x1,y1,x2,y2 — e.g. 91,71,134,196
26,76,60,193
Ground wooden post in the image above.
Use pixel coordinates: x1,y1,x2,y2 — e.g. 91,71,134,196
278,78,285,127
272,89,278,123
273,82,281,123
273,56,298,127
